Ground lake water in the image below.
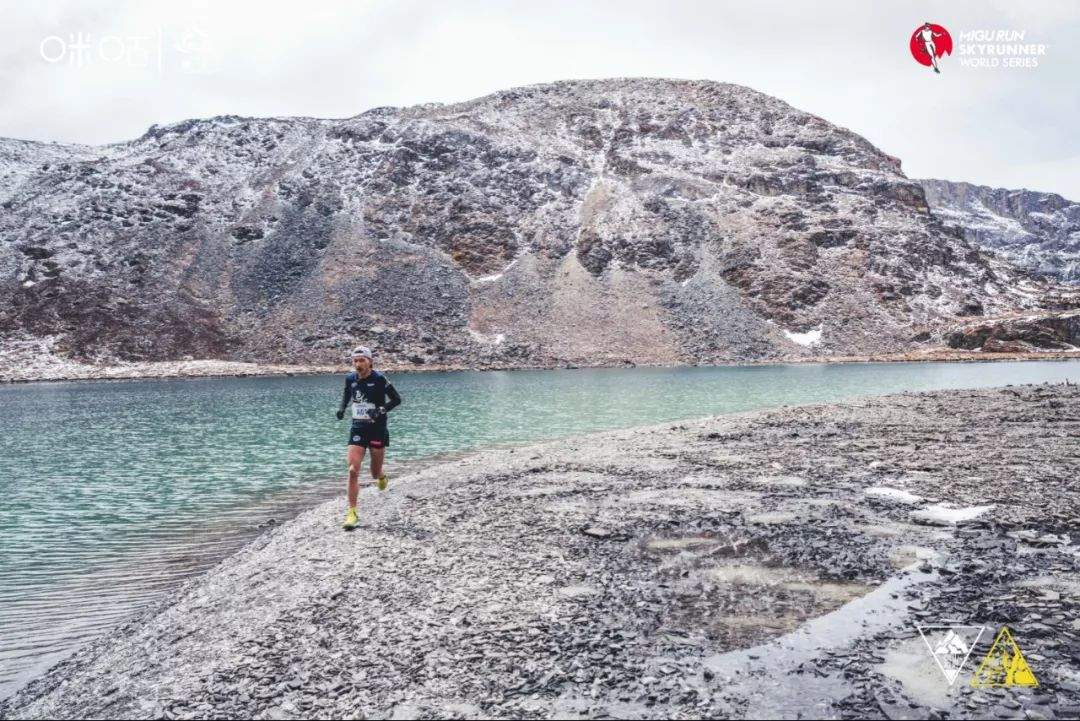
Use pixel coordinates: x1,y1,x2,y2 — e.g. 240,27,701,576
1,360,1078,697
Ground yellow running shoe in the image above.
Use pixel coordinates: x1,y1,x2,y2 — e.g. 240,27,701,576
343,506,358,530
377,474,389,491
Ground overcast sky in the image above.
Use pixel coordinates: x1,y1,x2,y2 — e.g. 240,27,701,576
3,0,1078,198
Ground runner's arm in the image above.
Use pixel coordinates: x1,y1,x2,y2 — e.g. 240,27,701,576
383,382,402,413
337,378,351,417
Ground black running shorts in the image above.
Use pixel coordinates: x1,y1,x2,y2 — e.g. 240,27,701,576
348,422,389,448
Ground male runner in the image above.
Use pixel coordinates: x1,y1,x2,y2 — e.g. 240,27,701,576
336,345,401,530
919,22,944,74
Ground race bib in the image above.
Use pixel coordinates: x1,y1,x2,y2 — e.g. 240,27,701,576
352,401,376,421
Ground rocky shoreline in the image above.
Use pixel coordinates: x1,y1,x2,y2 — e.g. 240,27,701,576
2,349,1078,385
3,384,1079,719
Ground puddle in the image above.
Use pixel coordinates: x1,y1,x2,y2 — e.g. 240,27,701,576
856,521,945,539
701,563,936,718
750,475,807,487
745,511,797,525
656,552,876,651
888,545,937,570
646,536,720,551
624,488,760,508
706,564,870,603
876,634,964,708
858,523,905,538
643,534,765,559
1016,575,1080,597
718,615,801,634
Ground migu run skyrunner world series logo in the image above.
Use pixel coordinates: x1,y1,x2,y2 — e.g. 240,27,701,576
909,21,1048,73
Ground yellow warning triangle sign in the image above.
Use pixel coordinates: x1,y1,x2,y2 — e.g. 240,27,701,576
971,626,1038,687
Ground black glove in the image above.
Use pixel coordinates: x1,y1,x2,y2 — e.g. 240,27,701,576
336,409,344,421
369,407,386,420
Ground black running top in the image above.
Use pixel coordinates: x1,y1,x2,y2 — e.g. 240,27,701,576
338,370,401,426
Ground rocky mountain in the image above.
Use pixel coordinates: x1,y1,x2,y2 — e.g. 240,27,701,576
945,308,1080,354
920,179,1080,283
0,78,1073,373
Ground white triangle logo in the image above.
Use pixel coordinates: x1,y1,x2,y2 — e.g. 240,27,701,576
916,625,986,685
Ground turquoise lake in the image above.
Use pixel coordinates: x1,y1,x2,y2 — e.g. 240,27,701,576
1,360,1079,697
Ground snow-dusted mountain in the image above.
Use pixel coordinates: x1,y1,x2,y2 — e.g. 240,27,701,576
920,179,1080,283
0,79,1072,373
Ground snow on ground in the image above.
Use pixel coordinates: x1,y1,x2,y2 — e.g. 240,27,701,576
783,326,822,347
910,503,994,526
467,328,506,345
864,486,925,505
471,258,520,284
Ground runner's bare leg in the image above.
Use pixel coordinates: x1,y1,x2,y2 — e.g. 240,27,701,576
348,444,365,507
369,446,385,480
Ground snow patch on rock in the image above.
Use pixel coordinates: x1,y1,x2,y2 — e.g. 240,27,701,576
864,486,924,505
783,326,823,347
910,503,993,526
468,328,506,345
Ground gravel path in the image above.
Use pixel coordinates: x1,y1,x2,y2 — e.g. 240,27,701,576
3,383,1078,719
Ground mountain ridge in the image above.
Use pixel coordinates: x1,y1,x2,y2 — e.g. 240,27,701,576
919,178,1080,283
1,78,1074,374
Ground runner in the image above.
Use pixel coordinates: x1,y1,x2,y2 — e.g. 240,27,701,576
918,22,944,74
335,345,402,530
